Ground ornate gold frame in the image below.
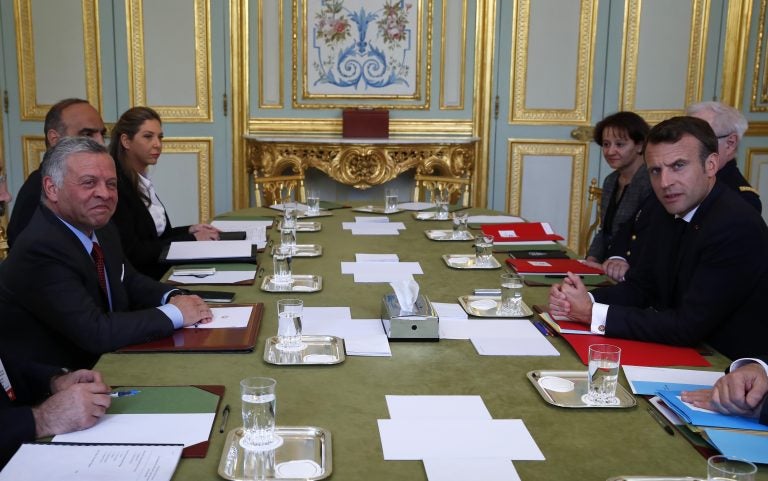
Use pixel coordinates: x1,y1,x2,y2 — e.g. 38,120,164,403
722,0,752,107
620,0,708,122
14,0,102,120
126,0,212,121
750,0,768,111
745,146,768,184
258,0,284,109
21,136,46,178
161,139,214,222
439,0,467,110
507,140,588,252
509,0,596,124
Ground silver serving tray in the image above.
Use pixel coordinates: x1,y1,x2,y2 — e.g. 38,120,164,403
527,370,636,409
270,244,323,257
457,295,533,318
606,478,703,481
352,205,404,214
263,335,346,365
413,211,454,221
261,275,322,292
219,426,332,481
442,254,502,269
276,220,322,232
425,229,475,241
297,211,333,219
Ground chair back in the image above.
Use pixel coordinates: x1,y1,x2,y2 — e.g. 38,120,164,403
253,173,306,207
578,177,603,256
413,174,471,207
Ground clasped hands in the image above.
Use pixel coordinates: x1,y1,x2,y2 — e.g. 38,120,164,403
681,363,768,420
548,272,593,325
170,294,214,327
189,223,220,241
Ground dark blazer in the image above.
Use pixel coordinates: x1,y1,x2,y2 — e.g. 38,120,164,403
586,166,652,262
0,205,176,369
718,159,761,213
6,169,42,248
0,356,60,468
112,173,194,279
592,182,768,360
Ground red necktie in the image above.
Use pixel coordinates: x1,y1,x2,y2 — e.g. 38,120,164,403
91,242,108,295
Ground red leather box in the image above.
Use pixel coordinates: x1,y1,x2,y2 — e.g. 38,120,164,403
342,109,389,138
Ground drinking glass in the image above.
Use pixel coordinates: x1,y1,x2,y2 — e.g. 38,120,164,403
586,344,621,404
384,188,399,213
474,235,494,266
434,190,449,220
240,377,277,449
282,205,297,230
280,227,296,252
452,212,469,239
276,298,304,351
272,245,292,285
306,190,320,215
707,456,757,481
499,272,524,315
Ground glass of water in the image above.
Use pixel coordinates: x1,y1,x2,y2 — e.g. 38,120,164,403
707,456,757,481
434,190,449,220
283,205,297,230
306,190,320,215
586,344,621,405
499,272,524,315
276,298,304,351
272,245,292,285
384,188,399,213
452,212,468,239
280,226,296,253
474,235,494,266
240,377,277,449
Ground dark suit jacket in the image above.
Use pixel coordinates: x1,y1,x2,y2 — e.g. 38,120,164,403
592,182,768,360
112,174,194,279
718,159,761,213
0,205,176,369
586,166,652,262
6,169,42,248
0,356,60,468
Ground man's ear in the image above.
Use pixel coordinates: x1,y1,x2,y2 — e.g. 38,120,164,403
42,176,58,202
705,153,719,176
46,129,60,147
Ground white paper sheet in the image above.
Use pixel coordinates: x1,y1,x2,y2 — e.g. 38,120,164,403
351,224,402,235
354,216,390,223
623,365,723,394
439,319,539,340
423,458,521,481
355,253,399,262
471,336,559,356
184,306,253,329
53,413,215,447
397,201,435,211
466,215,525,224
341,261,423,283
166,240,252,260
377,419,544,460
649,395,684,425
385,395,492,420
210,220,269,247
344,334,392,356
431,302,468,320
168,270,257,285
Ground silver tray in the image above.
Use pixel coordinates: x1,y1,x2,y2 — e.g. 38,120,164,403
413,211,454,221
261,275,323,292
271,244,323,257
527,370,637,409
352,205,404,214
457,295,533,318
264,335,346,365
298,211,333,219
218,426,332,481
276,220,322,232
606,478,702,481
442,254,502,269
425,230,475,241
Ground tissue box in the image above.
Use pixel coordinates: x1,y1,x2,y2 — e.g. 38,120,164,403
342,109,389,138
381,294,439,341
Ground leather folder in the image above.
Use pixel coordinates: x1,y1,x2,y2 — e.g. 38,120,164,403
158,244,259,265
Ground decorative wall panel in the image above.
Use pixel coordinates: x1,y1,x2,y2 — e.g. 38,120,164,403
151,139,213,224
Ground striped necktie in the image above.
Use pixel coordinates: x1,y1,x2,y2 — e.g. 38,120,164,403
91,242,108,296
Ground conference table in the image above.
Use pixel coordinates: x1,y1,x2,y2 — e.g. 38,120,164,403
94,205,765,481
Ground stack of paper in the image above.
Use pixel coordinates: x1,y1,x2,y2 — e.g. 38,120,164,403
210,220,270,248
168,269,257,285
342,216,406,235
300,307,391,356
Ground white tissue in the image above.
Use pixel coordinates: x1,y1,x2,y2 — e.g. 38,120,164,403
390,280,420,312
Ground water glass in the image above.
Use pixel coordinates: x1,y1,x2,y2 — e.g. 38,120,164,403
243,448,275,481
280,227,296,252
272,245,292,285
306,190,320,215
452,212,468,239
240,377,277,449
586,344,621,404
707,456,757,481
434,190,449,220
276,298,304,351
384,188,399,213
474,235,494,266
282,206,297,230
499,272,524,315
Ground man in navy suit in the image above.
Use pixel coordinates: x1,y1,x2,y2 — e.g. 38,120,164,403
0,137,213,369
0,355,111,468
549,116,768,360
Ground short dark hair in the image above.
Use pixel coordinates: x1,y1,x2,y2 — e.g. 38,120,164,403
42,137,109,191
645,116,718,164
43,98,90,148
593,111,650,146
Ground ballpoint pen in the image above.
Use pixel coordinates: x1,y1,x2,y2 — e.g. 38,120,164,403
219,404,230,433
533,320,551,337
110,389,141,398
647,407,675,436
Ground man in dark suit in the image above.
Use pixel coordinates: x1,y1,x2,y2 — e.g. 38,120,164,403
0,354,111,468
0,137,213,369
7,98,108,247
681,357,768,425
549,116,768,360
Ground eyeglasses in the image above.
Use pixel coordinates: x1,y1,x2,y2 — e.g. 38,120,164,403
716,132,734,140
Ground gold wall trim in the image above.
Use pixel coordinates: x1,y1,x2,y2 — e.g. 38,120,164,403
722,0,753,107
258,0,284,109
293,0,432,108
621,0,707,122
21,136,46,178
247,118,474,136
750,0,767,110
746,122,768,136
745,146,768,187
126,0,212,121
15,0,102,120
507,140,587,252
472,0,495,207
510,0,596,124
439,0,467,110
232,0,249,209
162,139,213,222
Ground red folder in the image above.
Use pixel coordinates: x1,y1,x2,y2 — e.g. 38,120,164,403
480,223,564,243
506,258,604,275
562,334,711,367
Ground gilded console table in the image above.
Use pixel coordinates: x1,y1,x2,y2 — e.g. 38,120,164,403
244,135,478,190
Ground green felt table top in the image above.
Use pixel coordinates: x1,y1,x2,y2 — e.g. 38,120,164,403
96,205,765,481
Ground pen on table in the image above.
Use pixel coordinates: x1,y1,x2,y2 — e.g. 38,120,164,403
647,407,675,436
533,320,550,337
219,404,230,433
110,389,140,398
